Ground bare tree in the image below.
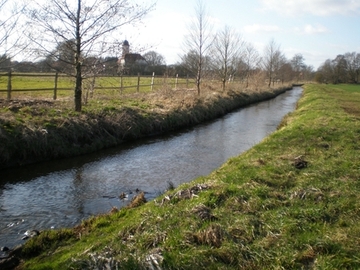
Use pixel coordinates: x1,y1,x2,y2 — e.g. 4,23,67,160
278,61,293,84
317,52,360,84
0,0,24,68
211,25,244,91
262,39,285,87
143,51,166,66
290,54,306,81
332,54,347,83
317,59,335,83
290,54,305,72
344,52,360,83
354,53,360,83
183,0,213,95
302,65,314,81
25,0,154,112
241,42,261,88
180,50,200,77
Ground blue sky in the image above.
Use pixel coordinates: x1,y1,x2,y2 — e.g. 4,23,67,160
126,0,360,70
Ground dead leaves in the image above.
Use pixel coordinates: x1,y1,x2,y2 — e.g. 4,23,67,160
156,183,210,206
293,155,308,169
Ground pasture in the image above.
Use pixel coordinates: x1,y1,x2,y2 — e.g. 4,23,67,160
0,73,194,101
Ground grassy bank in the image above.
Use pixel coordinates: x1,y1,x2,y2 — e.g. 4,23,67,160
0,84,289,169
13,83,360,269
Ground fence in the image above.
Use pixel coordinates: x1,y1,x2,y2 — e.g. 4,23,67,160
0,72,193,100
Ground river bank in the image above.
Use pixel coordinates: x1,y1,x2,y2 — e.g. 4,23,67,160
0,85,292,170
10,83,360,269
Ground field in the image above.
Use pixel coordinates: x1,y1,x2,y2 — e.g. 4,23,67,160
0,73,195,100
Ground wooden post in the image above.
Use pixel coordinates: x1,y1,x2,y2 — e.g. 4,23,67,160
175,74,178,90
53,72,59,100
151,72,155,91
120,75,123,94
163,73,166,85
137,73,140,92
7,70,12,101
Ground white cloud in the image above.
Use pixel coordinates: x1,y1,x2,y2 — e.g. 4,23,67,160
243,24,281,33
295,24,329,35
260,0,360,16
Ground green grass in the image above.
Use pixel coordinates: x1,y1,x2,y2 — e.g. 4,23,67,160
0,73,194,100
327,83,360,93
17,83,360,269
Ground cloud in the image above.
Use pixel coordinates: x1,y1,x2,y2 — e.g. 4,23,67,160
295,24,329,35
260,0,360,16
243,24,281,33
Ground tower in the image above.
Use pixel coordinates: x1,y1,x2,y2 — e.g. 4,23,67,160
122,40,130,57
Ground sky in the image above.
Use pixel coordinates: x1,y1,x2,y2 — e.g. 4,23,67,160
124,0,360,70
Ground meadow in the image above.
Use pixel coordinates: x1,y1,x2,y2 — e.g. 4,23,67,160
0,73,194,100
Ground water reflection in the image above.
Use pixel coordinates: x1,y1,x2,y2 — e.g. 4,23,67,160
0,87,303,248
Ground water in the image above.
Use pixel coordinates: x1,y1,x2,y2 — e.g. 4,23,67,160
0,87,303,249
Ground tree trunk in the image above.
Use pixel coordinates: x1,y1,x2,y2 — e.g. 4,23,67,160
74,0,82,112
196,67,201,95
74,66,82,112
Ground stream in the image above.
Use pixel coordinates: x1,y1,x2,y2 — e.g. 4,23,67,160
0,87,303,249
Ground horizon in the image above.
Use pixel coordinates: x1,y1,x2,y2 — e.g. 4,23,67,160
122,0,360,70
5,0,360,71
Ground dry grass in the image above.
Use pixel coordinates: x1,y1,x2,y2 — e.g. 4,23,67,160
126,192,147,209
0,80,290,169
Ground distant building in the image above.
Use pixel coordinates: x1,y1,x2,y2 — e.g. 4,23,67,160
118,40,147,75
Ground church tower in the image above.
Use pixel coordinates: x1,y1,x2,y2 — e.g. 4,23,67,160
118,40,146,75
122,40,130,57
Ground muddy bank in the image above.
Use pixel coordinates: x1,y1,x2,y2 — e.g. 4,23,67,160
0,86,292,170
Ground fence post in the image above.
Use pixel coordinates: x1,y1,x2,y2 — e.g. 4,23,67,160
163,73,167,87
151,72,155,91
53,72,59,100
175,74,178,90
120,75,123,94
7,70,12,100
137,73,140,93
186,74,189,88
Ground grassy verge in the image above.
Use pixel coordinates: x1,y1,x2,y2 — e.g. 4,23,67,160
14,83,360,269
0,84,289,169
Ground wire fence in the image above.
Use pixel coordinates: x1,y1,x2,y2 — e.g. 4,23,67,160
0,72,195,101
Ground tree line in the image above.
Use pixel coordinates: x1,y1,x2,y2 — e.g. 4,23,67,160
315,52,360,84
178,1,315,95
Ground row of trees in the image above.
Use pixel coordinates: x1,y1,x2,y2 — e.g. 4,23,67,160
1,0,313,111
0,49,166,76
315,52,360,84
179,1,314,95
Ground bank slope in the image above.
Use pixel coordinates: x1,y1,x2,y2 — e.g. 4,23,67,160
17,84,360,269
0,87,289,170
